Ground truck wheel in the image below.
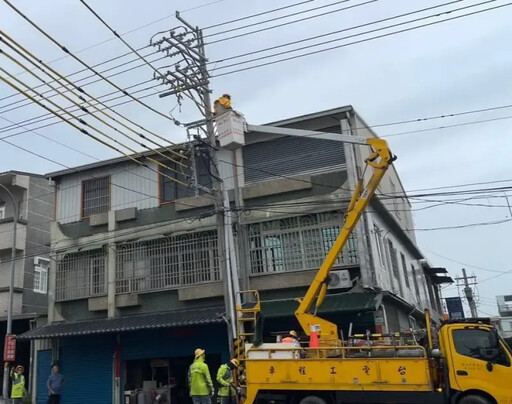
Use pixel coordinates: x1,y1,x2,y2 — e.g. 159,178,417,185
298,396,328,404
459,395,492,404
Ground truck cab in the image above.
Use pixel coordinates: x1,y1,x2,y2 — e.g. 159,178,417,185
439,320,512,404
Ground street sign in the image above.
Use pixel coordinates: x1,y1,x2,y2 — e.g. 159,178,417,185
445,297,465,319
3,334,16,362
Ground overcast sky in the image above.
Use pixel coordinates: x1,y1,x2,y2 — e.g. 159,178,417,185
1,0,511,316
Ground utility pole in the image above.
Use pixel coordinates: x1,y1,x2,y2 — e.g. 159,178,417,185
151,13,240,348
0,184,18,401
456,268,478,318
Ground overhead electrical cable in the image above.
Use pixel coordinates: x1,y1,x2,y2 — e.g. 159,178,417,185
203,0,314,30
205,0,377,44
0,74,190,187
78,0,204,110
208,0,463,65
2,0,183,131
212,0,494,71
212,1,512,77
0,30,184,161
0,42,186,167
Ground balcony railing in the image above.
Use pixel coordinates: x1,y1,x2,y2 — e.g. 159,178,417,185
248,211,358,275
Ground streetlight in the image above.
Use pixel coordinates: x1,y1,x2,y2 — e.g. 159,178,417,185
0,184,18,402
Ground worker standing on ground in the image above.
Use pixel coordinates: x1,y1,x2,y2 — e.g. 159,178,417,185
10,365,25,404
189,348,214,404
217,359,239,404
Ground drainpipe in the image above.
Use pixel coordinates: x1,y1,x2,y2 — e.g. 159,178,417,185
28,319,36,399
0,184,18,402
380,304,389,334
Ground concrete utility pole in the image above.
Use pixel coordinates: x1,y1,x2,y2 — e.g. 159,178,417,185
0,184,18,401
456,268,478,318
151,13,240,347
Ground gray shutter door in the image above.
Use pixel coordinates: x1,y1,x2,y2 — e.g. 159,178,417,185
242,136,346,184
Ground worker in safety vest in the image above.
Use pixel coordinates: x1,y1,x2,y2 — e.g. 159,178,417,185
282,330,299,345
10,365,25,403
216,358,240,404
188,348,214,404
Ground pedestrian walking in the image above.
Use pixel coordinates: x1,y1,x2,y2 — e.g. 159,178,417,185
188,348,214,404
47,364,66,404
216,359,240,404
10,365,26,404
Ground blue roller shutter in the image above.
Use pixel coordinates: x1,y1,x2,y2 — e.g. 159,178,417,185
36,350,52,404
59,336,113,404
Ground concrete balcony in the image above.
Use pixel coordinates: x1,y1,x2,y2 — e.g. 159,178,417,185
0,218,26,252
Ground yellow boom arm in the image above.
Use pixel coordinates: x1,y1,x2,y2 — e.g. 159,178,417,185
295,137,395,341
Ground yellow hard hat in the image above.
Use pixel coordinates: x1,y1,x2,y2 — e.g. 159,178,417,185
230,358,239,367
289,330,298,338
194,348,205,358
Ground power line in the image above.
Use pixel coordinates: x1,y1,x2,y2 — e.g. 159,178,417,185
0,38,186,166
2,0,182,128
209,0,462,66
212,1,512,77
212,0,495,72
206,0,377,44
203,0,314,30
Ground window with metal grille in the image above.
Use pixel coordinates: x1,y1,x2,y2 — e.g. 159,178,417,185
34,257,50,294
411,264,422,304
387,240,403,295
248,212,358,275
82,177,110,217
160,155,211,203
55,248,106,301
400,253,410,288
115,231,219,294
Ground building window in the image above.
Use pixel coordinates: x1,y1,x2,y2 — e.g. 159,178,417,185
116,231,219,294
55,248,106,301
387,240,403,295
160,155,211,203
33,257,50,294
411,264,422,304
400,253,410,288
0,203,5,219
248,212,358,275
373,224,385,266
82,176,110,218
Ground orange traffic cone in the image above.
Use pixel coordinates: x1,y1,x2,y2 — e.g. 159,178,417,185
310,325,320,348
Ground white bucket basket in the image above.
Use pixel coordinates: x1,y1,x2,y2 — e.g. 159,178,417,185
216,110,246,150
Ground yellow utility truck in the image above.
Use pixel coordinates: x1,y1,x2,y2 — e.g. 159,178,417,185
232,130,512,404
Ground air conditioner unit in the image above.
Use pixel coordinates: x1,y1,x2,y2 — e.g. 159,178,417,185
327,270,352,290
34,257,50,267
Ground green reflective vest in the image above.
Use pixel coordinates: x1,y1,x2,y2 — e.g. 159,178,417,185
216,364,235,397
188,356,213,396
11,372,25,399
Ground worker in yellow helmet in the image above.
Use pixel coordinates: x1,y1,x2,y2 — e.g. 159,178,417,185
282,330,299,345
10,365,26,403
213,94,232,115
216,358,240,404
189,348,214,404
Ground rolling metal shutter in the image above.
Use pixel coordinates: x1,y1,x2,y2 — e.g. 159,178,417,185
36,350,52,404
242,136,346,184
59,336,113,404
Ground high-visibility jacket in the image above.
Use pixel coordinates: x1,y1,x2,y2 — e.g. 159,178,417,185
282,337,298,344
11,372,25,399
216,364,236,397
188,356,213,396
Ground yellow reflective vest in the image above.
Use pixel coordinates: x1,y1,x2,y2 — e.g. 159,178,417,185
11,372,25,399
